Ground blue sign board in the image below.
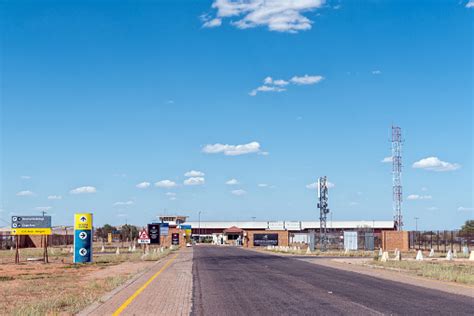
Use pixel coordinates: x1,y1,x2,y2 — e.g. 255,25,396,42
74,230,92,263
160,223,169,236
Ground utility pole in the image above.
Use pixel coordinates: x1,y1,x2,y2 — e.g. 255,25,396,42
318,176,330,252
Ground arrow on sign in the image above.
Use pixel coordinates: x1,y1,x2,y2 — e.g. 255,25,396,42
79,248,88,256
80,216,87,222
79,232,88,239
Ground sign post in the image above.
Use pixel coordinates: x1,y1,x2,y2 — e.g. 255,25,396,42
74,213,93,263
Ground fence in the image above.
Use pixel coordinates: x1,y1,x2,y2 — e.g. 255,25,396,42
0,233,73,250
292,229,381,251
409,230,473,252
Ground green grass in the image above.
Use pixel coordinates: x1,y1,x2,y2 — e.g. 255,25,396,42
370,260,474,285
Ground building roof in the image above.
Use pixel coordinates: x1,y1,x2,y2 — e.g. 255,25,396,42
223,226,243,234
186,220,395,230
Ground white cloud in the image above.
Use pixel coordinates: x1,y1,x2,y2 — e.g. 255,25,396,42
20,176,31,180
458,206,474,212
70,186,97,194
226,178,239,185
184,177,205,186
412,157,461,172
166,192,176,196
184,170,205,177
250,74,323,96
407,194,432,200
306,181,335,189
204,0,325,33
231,189,247,196
427,207,438,211
466,1,474,8
136,181,151,189
381,156,393,163
372,70,382,75
203,141,261,156
155,180,177,188
16,190,35,197
258,183,268,187
34,206,52,211
203,17,222,28
421,187,428,192
47,195,62,200
249,85,286,96
290,74,324,85
114,200,134,206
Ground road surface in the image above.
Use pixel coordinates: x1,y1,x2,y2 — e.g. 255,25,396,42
192,246,473,315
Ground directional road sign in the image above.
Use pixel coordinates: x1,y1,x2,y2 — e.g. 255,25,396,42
11,216,52,235
74,213,93,263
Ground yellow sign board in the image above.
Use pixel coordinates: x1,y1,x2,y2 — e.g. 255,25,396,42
107,232,112,243
11,228,52,235
74,213,93,230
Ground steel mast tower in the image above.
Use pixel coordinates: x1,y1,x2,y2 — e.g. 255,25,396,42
318,176,330,251
391,126,403,231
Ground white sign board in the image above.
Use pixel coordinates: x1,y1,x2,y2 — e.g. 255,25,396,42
284,221,301,231
138,239,150,244
268,221,284,230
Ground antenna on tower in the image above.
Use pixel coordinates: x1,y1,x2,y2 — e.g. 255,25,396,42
391,126,403,231
318,176,330,251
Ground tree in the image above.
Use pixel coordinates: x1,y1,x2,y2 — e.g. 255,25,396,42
460,220,474,233
96,224,116,239
120,224,139,241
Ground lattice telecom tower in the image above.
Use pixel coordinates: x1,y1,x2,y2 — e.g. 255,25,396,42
391,126,403,231
318,176,330,251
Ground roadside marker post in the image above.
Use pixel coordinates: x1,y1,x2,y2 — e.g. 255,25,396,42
74,213,93,264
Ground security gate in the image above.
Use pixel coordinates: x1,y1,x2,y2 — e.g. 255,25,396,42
344,231,358,250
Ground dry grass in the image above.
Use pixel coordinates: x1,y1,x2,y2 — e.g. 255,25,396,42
12,275,129,315
0,246,174,315
369,260,474,285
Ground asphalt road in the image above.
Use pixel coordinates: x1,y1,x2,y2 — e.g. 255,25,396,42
192,246,473,316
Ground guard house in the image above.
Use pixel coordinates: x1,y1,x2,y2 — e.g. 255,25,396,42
223,226,243,245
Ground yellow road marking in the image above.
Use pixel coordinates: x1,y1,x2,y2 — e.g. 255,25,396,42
112,253,179,316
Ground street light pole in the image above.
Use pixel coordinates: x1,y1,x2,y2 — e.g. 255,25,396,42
198,211,201,243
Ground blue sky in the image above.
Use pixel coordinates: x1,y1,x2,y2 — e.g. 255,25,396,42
1,0,472,230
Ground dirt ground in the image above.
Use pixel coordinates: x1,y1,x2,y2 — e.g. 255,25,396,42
0,246,169,315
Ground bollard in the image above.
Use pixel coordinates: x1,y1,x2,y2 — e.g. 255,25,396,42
462,246,468,255
378,248,383,257
416,250,423,261
306,247,312,255
381,251,389,262
446,250,453,260
469,250,474,261
128,246,132,252
101,245,105,252
132,244,136,252
429,249,435,257
395,250,401,261
116,247,120,255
